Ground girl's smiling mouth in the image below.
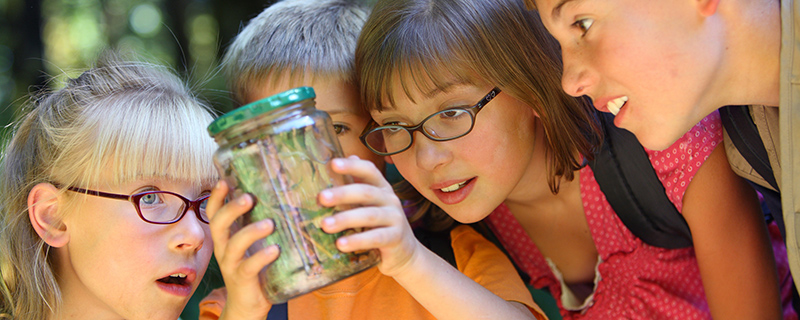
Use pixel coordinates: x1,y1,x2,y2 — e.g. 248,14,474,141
432,178,476,205
606,96,628,116
440,179,470,192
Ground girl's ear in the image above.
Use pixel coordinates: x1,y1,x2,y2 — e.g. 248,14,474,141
28,183,69,247
695,0,721,16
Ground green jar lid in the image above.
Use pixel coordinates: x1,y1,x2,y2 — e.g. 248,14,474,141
208,86,316,136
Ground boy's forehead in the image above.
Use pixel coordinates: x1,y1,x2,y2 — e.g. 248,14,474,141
246,73,365,116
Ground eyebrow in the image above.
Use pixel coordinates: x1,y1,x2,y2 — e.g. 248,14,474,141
421,81,473,99
379,80,472,111
324,109,350,115
551,0,576,21
421,83,454,99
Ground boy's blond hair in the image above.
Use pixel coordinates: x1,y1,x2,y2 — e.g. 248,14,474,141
221,0,371,107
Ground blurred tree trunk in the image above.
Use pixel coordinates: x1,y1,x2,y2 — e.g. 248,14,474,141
0,0,44,129
12,0,45,93
164,0,191,77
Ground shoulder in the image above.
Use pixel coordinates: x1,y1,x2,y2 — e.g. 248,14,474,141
449,225,544,318
449,225,512,271
646,111,723,209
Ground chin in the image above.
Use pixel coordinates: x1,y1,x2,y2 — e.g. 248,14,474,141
440,207,487,224
629,127,683,151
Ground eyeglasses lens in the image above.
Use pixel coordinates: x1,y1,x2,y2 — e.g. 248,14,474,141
136,191,208,223
365,109,473,155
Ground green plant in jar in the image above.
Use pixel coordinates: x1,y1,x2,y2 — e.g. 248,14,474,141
208,87,380,303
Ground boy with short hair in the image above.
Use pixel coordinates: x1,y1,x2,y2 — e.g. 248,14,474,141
529,0,800,291
198,0,545,319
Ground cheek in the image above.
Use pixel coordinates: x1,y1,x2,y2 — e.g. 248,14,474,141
388,153,421,185
339,138,385,169
200,225,214,253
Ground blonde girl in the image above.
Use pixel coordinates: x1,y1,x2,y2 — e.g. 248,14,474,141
0,53,218,319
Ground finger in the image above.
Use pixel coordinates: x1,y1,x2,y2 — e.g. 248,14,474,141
209,193,254,258
321,206,404,233
238,244,280,276
335,226,403,252
318,183,401,209
221,219,275,267
331,157,392,190
206,180,229,220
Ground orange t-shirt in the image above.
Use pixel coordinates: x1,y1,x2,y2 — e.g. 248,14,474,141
198,225,545,320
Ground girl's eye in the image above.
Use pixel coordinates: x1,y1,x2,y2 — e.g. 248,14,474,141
438,109,468,120
333,123,351,135
140,193,163,205
573,18,594,35
381,126,406,138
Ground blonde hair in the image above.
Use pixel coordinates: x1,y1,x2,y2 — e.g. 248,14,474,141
221,0,371,106
356,0,601,193
0,52,218,319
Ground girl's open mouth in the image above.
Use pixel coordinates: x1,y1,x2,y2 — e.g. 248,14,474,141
440,179,471,193
156,273,194,297
433,178,476,205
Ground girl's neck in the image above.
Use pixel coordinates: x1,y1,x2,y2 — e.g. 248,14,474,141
714,0,781,107
504,170,582,221
503,119,581,215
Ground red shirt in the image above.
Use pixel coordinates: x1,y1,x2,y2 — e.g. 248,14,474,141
487,112,795,319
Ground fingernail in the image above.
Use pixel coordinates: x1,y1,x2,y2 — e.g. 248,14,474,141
265,244,280,255
332,158,343,168
214,181,223,190
237,194,249,205
258,219,273,230
323,217,335,227
337,237,348,249
320,190,332,201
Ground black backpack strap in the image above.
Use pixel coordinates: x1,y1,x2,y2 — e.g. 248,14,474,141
266,302,288,320
588,112,693,249
718,105,780,191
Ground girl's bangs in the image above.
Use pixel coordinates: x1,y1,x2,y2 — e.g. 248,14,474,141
75,93,218,188
362,15,480,112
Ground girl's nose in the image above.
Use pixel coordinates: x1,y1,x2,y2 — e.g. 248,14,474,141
413,132,452,172
560,47,595,97
170,208,207,254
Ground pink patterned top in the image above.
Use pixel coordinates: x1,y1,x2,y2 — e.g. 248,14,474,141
485,112,795,319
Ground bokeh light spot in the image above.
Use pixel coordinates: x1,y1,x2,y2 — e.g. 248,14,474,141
129,3,162,37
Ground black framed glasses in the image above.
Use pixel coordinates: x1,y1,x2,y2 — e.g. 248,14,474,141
65,186,210,224
360,87,502,156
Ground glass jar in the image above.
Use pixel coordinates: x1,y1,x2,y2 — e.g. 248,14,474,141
207,87,380,303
